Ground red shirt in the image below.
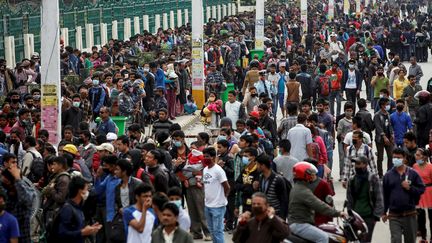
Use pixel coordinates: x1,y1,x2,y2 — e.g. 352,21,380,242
313,179,335,226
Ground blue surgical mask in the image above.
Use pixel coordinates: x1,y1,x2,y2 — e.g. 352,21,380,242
242,156,249,165
171,200,182,209
385,105,390,111
174,141,182,147
218,135,227,141
417,159,425,165
92,79,100,86
393,158,403,167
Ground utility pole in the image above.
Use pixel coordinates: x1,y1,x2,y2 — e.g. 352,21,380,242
40,0,61,146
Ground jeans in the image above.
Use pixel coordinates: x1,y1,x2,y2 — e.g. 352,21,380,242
290,223,329,243
329,90,342,116
205,206,226,243
389,214,417,243
375,141,394,177
362,217,377,243
277,93,285,116
345,89,357,113
327,150,333,171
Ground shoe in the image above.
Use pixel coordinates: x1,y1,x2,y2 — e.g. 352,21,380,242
204,235,212,241
193,235,203,240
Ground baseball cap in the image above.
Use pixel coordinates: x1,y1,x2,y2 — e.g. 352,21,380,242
96,143,115,153
106,132,118,141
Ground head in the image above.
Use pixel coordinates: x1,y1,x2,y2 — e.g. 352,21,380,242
101,155,118,175
316,98,327,113
258,104,269,118
158,108,168,121
293,161,318,182
379,97,389,111
408,74,416,86
403,132,417,149
251,192,269,217
393,147,406,168
353,156,369,175
239,135,253,149
249,87,258,97
279,139,291,155
410,56,417,65
228,90,236,103
415,148,429,165
160,202,179,227
344,102,354,118
297,113,308,125
256,154,272,173
114,159,133,179
79,130,92,145
116,135,130,153
68,176,89,203
51,156,68,174
127,124,142,140
134,184,154,206
23,136,37,150
216,139,230,156
202,147,217,167
398,69,406,78
236,119,246,133
242,147,258,165
167,186,183,207
171,130,185,148
145,149,162,167
99,107,110,120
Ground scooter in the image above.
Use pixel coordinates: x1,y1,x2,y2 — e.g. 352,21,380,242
286,202,368,243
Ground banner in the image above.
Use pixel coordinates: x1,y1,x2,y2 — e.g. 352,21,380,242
328,0,334,20
356,0,361,14
191,0,205,107
300,0,307,32
255,0,265,50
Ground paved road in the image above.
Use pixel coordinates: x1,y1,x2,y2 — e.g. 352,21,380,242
186,57,432,242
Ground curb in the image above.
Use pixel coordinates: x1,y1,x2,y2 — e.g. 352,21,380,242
176,110,201,130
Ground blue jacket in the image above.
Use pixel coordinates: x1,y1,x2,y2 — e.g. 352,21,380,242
89,86,106,113
95,174,121,222
154,68,166,90
57,200,85,243
96,118,116,135
383,166,425,214
390,111,413,145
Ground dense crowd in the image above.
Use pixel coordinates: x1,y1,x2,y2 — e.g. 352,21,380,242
2,0,432,243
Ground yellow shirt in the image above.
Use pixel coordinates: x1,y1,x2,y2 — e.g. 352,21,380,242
393,78,409,99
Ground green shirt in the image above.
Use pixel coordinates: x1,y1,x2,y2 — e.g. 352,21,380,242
353,179,372,217
373,76,389,98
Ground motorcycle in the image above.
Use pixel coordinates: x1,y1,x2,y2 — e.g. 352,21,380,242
286,202,369,243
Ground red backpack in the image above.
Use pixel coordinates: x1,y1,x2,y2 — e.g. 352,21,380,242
319,75,331,97
309,137,322,162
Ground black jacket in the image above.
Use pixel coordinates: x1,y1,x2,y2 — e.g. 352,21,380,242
148,165,169,194
342,69,362,91
258,172,288,219
115,176,143,209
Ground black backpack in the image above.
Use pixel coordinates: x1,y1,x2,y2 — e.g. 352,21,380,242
47,202,80,243
26,151,45,183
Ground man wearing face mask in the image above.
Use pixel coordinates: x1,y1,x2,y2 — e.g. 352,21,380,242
371,66,390,110
235,147,260,215
8,91,22,113
233,192,290,243
167,187,191,231
346,156,384,243
12,108,32,141
118,81,135,120
94,155,121,243
342,59,362,112
56,176,102,243
88,77,106,120
390,99,413,148
382,148,425,243
374,98,395,177
62,94,84,135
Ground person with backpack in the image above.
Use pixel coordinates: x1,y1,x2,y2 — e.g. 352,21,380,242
42,156,71,242
316,64,331,100
325,61,343,116
89,77,106,121
57,176,102,243
21,135,43,181
346,156,384,242
342,131,377,187
307,123,328,178
256,154,289,220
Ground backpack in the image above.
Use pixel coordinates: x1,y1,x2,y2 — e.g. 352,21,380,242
416,35,427,48
47,202,81,243
26,151,45,183
309,137,322,162
164,168,181,188
329,73,341,91
259,137,274,157
319,75,331,96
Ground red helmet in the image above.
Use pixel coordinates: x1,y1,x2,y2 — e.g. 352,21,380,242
293,162,318,181
415,90,431,105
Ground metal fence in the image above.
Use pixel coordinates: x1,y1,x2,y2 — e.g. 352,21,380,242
0,0,234,63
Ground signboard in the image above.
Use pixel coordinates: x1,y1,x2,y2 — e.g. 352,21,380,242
41,84,60,145
300,0,307,32
344,0,350,15
255,0,265,50
328,0,335,20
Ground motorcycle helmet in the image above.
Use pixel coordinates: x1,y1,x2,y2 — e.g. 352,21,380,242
415,90,431,106
293,162,318,181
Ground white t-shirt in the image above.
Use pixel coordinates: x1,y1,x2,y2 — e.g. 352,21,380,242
203,164,228,208
124,207,155,243
343,131,372,146
345,70,357,89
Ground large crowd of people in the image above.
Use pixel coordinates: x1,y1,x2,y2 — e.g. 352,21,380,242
1,0,432,243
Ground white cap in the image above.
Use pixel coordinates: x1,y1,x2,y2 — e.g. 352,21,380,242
95,143,115,153
106,132,118,141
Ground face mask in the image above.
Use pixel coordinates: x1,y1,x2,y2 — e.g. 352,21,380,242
92,79,99,86
345,111,353,117
417,159,425,165
355,167,367,175
82,190,89,201
12,98,20,104
102,168,111,174
202,158,212,167
0,203,5,212
379,94,384,98
10,139,18,144
252,206,264,215
209,48,214,52
172,200,182,209
218,135,227,141
352,139,359,145
242,156,249,165
385,105,391,111
174,140,182,147
377,72,384,76
349,64,355,69
251,93,258,97
396,105,404,112
393,158,403,168
73,101,80,108
143,68,150,73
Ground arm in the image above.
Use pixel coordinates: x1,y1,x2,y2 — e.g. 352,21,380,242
222,181,230,197
382,175,389,214
21,152,33,176
372,175,385,218
269,216,291,241
14,179,34,208
58,205,82,238
128,208,148,233
407,170,426,198
374,114,384,138
95,88,105,112
51,176,70,204
276,177,288,219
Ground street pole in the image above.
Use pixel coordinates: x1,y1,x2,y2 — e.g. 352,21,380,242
300,0,307,33
255,0,265,50
191,0,205,108
40,0,61,146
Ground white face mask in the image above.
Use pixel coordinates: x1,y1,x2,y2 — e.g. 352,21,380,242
82,190,89,201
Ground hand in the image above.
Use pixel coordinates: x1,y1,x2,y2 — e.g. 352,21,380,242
238,211,251,223
143,197,152,210
342,181,347,189
81,224,101,236
96,166,104,178
217,159,225,167
234,208,239,217
252,181,259,190
8,163,21,180
339,212,348,218
381,214,388,223
267,207,275,218
383,136,391,146
401,180,410,190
